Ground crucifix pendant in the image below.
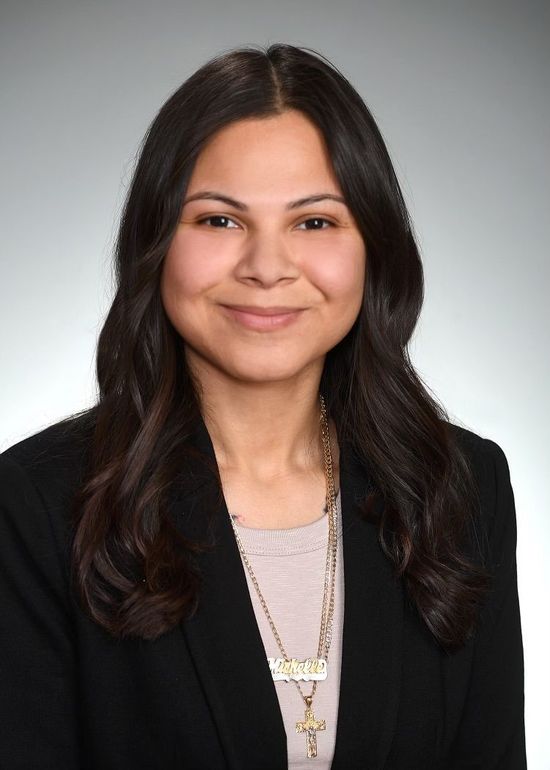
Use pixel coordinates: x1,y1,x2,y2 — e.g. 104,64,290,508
296,696,326,759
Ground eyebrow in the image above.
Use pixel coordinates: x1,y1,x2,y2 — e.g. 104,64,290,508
182,190,348,211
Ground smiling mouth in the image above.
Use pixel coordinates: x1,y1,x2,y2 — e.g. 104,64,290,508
220,304,305,331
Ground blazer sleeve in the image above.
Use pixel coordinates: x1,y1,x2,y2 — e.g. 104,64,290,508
449,438,527,769
0,453,80,769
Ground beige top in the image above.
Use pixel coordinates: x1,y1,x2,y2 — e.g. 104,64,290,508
232,489,344,769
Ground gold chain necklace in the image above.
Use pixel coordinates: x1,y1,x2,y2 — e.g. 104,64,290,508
228,394,338,760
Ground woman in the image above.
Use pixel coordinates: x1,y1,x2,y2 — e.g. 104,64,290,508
0,43,526,769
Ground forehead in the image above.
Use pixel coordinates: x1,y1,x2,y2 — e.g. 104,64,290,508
186,110,342,198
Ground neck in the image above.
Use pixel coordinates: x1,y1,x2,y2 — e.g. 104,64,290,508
191,360,325,480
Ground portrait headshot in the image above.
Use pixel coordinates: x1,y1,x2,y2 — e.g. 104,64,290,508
1,1,548,768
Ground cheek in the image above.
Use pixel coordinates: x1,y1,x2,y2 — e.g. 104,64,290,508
161,230,226,304
304,237,366,304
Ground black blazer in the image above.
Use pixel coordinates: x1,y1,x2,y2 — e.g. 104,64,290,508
0,415,526,769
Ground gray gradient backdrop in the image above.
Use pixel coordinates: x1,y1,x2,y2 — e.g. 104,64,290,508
1,1,548,766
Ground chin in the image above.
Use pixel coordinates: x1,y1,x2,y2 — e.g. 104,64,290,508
224,360,315,385
184,337,326,385
203,348,321,385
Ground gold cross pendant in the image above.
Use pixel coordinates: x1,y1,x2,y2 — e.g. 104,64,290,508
296,696,326,758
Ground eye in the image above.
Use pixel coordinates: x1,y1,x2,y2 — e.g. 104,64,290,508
296,217,334,231
197,215,240,229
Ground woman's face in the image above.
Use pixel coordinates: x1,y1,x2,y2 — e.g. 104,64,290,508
160,109,366,386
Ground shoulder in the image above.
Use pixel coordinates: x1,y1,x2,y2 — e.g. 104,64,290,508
449,419,512,481
447,421,516,568
0,412,97,638
447,421,513,501
0,410,96,573
1,408,96,501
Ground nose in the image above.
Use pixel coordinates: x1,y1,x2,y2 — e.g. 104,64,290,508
234,229,300,288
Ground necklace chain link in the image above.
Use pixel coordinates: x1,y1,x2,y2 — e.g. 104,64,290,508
228,394,338,708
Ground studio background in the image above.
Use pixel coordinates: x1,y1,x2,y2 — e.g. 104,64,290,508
1,1,548,767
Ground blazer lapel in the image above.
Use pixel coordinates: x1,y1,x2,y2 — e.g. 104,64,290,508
172,418,287,770
331,444,404,769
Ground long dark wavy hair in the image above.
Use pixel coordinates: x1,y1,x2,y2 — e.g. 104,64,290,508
69,43,491,652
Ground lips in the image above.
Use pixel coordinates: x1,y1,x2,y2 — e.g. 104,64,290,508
220,304,305,331
223,305,304,316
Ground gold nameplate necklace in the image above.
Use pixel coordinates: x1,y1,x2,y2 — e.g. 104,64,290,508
229,394,338,760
